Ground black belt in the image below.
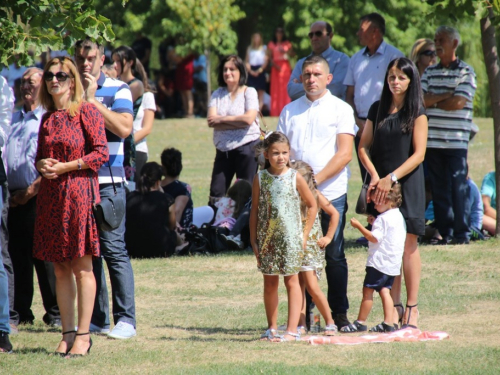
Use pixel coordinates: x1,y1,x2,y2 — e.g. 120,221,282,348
99,182,123,189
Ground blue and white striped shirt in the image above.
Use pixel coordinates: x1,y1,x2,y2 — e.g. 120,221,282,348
94,72,133,184
421,59,476,149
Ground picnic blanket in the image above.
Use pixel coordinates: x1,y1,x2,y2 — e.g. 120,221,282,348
304,328,449,345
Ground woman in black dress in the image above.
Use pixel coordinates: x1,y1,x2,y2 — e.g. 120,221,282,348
358,58,428,329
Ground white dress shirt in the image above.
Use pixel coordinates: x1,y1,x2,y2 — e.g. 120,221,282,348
277,91,357,201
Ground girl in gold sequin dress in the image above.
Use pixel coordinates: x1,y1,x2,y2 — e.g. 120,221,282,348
292,161,340,336
250,133,317,342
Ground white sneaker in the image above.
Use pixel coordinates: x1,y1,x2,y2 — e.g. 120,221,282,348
107,321,136,339
89,322,110,334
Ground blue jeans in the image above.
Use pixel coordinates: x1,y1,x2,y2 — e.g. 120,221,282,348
426,148,471,240
0,185,10,333
321,193,349,315
92,185,136,328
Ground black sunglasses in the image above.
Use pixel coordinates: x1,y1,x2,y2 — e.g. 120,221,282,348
43,71,72,82
308,31,328,39
420,50,436,57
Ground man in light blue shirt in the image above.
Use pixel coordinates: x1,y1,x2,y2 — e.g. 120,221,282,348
287,21,350,101
5,67,61,328
344,13,404,181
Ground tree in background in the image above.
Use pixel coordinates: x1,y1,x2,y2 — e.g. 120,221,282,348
0,0,114,67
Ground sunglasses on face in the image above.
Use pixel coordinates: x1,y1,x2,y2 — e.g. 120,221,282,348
420,50,436,57
308,31,327,39
43,71,72,82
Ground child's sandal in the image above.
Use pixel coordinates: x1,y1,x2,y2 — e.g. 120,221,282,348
369,322,395,333
339,320,367,333
260,328,277,341
271,331,300,342
324,324,338,336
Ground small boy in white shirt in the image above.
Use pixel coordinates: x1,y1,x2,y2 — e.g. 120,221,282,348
342,184,406,333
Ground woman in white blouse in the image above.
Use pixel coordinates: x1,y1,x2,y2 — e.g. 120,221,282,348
207,55,260,201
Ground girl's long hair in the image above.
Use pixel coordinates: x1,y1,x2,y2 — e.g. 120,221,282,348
376,57,423,134
255,131,291,170
290,160,319,220
137,162,163,194
227,179,252,219
39,56,83,117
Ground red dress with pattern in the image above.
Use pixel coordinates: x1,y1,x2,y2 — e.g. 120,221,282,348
33,102,108,263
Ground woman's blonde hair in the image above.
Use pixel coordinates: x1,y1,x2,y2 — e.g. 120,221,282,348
39,56,84,117
290,160,319,220
250,33,264,49
409,38,434,66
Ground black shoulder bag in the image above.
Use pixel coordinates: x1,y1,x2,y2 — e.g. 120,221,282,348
90,165,125,232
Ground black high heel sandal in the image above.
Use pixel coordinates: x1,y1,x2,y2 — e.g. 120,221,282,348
401,303,418,329
65,332,92,358
394,303,404,330
53,330,76,357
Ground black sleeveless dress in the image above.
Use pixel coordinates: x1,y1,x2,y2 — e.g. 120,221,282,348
367,101,426,235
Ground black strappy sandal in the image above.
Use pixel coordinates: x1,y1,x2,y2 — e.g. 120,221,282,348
65,332,92,358
401,303,418,329
340,320,367,333
394,303,404,330
53,330,76,357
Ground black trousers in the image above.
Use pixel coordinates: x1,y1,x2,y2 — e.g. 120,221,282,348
209,140,259,199
8,195,59,323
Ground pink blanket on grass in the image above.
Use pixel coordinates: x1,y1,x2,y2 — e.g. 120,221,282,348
303,328,449,345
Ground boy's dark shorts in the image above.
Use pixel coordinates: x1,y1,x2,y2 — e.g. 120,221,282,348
363,266,395,292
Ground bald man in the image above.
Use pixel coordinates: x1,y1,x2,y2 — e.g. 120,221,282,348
287,21,350,101
5,67,61,328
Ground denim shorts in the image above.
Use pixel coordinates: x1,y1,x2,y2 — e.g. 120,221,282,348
363,266,395,292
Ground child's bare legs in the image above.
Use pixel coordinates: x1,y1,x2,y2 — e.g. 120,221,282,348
263,275,279,330
379,287,393,325
280,274,301,339
357,287,374,323
298,273,307,329
301,271,335,330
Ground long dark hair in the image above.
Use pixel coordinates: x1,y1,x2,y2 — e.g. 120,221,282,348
272,27,288,43
376,57,423,134
137,162,163,194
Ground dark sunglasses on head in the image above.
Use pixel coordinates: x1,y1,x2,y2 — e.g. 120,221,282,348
308,31,327,39
43,71,72,82
420,50,436,57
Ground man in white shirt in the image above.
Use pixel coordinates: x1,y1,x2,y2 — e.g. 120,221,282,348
277,55,357,330
344,13,404,181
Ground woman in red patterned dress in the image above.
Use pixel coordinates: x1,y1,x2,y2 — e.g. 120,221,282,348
34,57,108,357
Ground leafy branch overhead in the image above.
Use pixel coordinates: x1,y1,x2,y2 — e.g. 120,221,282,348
0,0,115,67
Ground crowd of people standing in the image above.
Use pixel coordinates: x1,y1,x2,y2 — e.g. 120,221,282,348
0,10,488,353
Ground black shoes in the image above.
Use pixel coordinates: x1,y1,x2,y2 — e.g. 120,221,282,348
333,313,351,330
0,331,13,353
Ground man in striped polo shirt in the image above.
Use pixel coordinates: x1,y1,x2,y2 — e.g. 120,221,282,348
421,26,477,245
75,39,137,339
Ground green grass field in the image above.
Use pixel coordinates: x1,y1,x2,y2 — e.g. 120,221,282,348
1,117,499,374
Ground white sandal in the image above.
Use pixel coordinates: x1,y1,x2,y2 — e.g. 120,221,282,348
260,328,277,341
271,331,301,342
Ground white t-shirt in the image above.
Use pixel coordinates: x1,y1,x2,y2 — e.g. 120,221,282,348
248,47,266,66
277,91,357,201
367,208,406,276
133,92,156,154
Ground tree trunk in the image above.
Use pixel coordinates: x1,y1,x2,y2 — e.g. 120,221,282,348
480,9,500,237
206,48,211,110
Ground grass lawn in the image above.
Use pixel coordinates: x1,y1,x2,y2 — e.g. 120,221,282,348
2,117,500,374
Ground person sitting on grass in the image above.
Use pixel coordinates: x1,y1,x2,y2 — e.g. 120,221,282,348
342,184,405,333
481,171,496,236
160,147,194,229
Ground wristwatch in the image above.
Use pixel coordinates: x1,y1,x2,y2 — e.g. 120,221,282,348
389,173,398,184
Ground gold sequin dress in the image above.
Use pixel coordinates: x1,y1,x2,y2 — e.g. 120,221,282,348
257,168,303,275
300,215,324,279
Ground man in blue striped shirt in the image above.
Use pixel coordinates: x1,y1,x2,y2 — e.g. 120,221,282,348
75,39,137,339
421,26,477,245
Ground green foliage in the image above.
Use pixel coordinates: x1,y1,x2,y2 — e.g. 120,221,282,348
0,0,115,67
